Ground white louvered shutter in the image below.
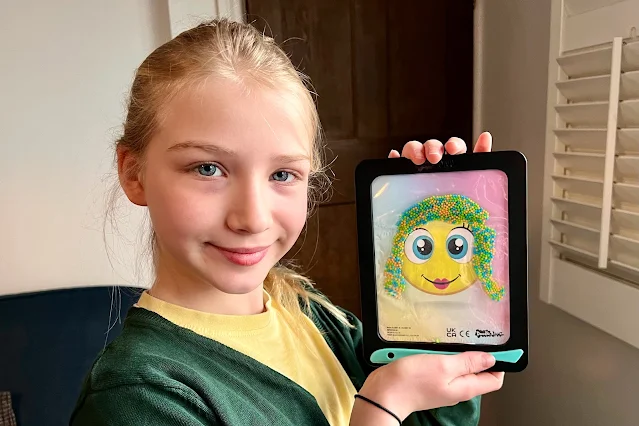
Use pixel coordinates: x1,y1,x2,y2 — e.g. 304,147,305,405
546,36,639,285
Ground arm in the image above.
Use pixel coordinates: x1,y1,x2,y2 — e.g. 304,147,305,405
402,398,481,426
70,384,217,426
349,395,481,426
350,396,405,426
307,294,493,426
345,311,482,426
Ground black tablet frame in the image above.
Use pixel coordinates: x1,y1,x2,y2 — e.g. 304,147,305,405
354,150,529,373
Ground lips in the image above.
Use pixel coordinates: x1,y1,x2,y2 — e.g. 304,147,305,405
207,244,270,266
421,274,461,290
432,279,451,290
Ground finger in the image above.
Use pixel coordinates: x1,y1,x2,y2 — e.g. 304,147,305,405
473,131,493,153
401,141,426,165
388,149,401,158
445,352,496,378
489,372,505,380
423,139,444,164
444,137,467,155
448,371,504,401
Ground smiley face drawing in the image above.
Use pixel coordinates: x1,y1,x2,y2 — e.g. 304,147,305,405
383,194,505,302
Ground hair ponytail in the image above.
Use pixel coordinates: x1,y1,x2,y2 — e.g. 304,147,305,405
265,263,352,327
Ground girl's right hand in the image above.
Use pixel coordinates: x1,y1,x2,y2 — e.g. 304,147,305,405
350,352,504,424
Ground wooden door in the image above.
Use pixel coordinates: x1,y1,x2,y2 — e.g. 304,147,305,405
245,0,474,318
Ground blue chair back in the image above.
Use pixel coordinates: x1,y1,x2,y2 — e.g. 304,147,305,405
0,286,140,426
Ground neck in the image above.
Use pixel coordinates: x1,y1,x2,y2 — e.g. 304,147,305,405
149,258,266,316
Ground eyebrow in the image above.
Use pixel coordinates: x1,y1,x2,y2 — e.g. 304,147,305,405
275,154,310,164
451,224,474,234
167,141,235,156
167,140,310,163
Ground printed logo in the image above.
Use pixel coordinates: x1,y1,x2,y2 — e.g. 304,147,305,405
475,329,504,338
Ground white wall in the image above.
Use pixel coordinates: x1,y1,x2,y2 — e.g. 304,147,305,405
167,0,245,38
0,1,173,296
563,0,639,51
475,0,639,425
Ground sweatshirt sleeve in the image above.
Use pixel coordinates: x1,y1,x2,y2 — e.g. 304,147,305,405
69,384,218,426
402,397,481,426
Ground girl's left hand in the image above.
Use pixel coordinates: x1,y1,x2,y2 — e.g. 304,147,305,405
389,131,493,165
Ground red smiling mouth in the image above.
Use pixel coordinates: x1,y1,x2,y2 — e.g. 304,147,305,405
206,243,271,266
421,274,461,290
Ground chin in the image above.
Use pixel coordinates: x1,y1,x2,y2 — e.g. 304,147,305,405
213,278,264,295
199,262,270,293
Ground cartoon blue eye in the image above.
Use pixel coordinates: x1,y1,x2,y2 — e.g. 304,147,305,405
404,229,434,264
414,236,434,259
447,235,467,258
445,228,474,263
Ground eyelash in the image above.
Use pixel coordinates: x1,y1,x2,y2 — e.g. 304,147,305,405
272,170,302,184
457,223,473,233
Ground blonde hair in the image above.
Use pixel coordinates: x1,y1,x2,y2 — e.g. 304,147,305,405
113,18,351,327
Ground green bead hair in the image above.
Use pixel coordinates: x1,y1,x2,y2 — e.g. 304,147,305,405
382,194,505,302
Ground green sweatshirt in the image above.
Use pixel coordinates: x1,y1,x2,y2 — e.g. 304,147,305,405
70,298,480,425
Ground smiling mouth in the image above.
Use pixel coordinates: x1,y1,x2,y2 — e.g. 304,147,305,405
206,243,271,266
421,274,461,290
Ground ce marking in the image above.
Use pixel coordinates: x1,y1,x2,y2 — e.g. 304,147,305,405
459,329,471,338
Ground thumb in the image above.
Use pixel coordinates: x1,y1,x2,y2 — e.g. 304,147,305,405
449,352,496,378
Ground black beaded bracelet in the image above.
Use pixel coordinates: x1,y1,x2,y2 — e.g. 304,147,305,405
354,394,402,425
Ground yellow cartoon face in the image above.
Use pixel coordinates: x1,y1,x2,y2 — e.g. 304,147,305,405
400,220,478,296
383,194,504,301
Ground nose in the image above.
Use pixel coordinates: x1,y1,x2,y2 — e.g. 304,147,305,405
225,178,272,234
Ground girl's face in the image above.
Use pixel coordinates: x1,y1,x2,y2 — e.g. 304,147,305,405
134,78,311,296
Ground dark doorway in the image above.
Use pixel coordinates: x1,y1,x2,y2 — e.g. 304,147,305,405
246,0,474,318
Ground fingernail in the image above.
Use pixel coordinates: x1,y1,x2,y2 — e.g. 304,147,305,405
483,354,496,367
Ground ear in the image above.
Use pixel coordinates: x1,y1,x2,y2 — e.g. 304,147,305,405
117,145,147,206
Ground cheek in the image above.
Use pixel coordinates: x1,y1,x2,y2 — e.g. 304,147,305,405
460,263,477,282
451,263,477,289
401,260,422,283
273,187,308,236
143,170,216,243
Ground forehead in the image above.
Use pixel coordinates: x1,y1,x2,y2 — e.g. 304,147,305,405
426,220,461,233
403,220,462,236
154,76,312,156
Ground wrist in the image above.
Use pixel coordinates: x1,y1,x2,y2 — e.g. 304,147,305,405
350,396,401,426
357,370,411,421
354,394,401,424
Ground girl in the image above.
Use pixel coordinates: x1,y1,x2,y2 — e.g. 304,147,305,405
70,18,503,426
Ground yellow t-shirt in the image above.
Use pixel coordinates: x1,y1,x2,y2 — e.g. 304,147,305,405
135,291,357,426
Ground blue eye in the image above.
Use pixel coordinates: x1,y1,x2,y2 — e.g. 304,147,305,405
445,228,474,263
272,171,292,182
197,163,221,177
404,229,434,264
413,236,434,260
446,235,468,259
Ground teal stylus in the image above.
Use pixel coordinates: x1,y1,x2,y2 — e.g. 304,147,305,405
370,348,524,364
